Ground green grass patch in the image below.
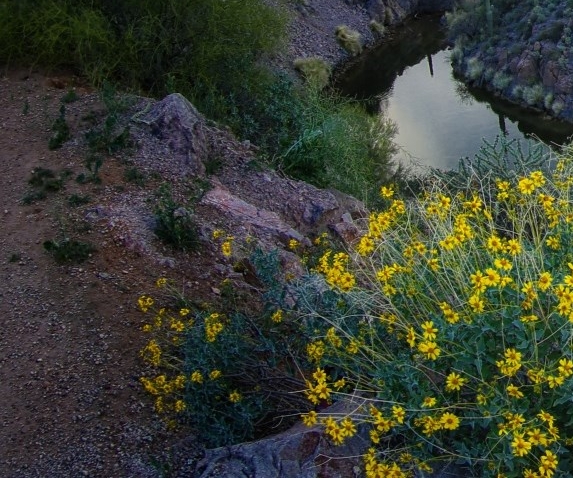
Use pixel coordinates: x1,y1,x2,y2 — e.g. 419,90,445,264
43,238,96,263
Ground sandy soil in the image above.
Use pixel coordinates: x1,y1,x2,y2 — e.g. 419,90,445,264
0,69,212,477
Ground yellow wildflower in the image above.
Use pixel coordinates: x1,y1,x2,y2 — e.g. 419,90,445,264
445,371,467,392
302,410,318,427
391,405,406,424
417,341,441,360
380,185,394,198
271,309,284,323
229,390,242,403
511,433,532,457
421,320,438,340
138,295,154,313
506,384,524,398
440,412,460,430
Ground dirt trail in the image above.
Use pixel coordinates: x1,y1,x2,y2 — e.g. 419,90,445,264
0,70,196,477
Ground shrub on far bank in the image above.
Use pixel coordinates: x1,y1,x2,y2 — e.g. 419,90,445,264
293,57,332,90
335,25,363,56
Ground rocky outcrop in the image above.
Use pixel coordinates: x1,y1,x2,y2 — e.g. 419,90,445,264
135,93,207,175
129,93,366,258
279,0,453,71
450,0,573,121
196,399,368,478
365,0,454,25
190,397,469,478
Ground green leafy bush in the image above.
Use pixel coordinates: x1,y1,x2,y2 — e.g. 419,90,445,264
43,238,96,263
287,145,573,477
281,88,398,205
138,247,310,447
153,185,199,252
293,57,332,90
335,25,362,56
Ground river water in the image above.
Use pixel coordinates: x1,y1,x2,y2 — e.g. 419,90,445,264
334,15,573,171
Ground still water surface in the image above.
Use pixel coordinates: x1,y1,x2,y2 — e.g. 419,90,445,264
334,15,573,171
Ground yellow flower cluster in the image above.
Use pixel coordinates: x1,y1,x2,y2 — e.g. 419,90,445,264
138,295,154,312
305,368,332,405
417,340,441,361
496,348,522,377
356,199,407,256
364,448,408,478
414,411,461,436
495,411,560,474
322,416,357,445
140,339,161,366
439,301,460,324
315,251,355,291
212,229,234,257
140,373,186,413
517,170,545,195
204,312,225,342
307,340,325,364
426,194,452,219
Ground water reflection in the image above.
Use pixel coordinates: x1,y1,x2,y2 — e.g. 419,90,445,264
334,15,573,171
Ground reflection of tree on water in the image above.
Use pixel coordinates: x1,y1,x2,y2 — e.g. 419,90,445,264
427,54,434,77
454,77,573,147
498,114,508,136
333,13,446,106
454,81,475,106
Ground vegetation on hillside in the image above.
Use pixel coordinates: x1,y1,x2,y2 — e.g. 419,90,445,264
447,0,573,117
138,137,573,477
0,0,398,203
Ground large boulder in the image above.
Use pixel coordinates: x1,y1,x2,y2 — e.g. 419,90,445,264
137,93,207,175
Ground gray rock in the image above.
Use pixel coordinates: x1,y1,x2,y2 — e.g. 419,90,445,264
137,93,207,175
192,396,473,478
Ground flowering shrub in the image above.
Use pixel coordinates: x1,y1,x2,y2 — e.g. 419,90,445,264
296,154,573,477
138,250,310,447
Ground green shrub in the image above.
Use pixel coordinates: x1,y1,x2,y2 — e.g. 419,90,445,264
466,56,484,82
153,185,199,252
535,21,565,42
492,71,513,92
335,25,362,56
282,144,573,477
293,57,332,90
48,104,70,150
43,238,96,263
138,248,310,447
522,84,545,106
281,88,398,205
369,20,386,37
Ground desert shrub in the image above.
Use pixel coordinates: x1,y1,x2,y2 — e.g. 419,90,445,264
293,57,332,90
335,25,363,56
280,87,398,205
535,21,565,42
445,0,485,42
522,84,545,107
138,246,310,447
369,20,386,37
466,56,484,82
492,71,513,92
552,99,566,116
285,143,573,477
153,185,199,252
0,1,115,81
43,238,96,263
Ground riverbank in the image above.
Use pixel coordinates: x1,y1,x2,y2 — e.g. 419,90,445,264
449,0,573,122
